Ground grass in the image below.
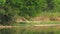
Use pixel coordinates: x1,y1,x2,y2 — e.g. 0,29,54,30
30,21,60,25
12,12,60,26
39,12,60,17
13,21,60,26
13,12,60,26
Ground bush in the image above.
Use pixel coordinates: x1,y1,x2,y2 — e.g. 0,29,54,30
5,0,57,17
0,9,15,25
18,0,46,17
7,0,46,17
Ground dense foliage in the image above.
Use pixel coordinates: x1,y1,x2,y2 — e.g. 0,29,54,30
0,0,60,25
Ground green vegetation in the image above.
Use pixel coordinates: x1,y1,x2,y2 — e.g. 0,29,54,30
0,0,60,34
0,0,60,25
0,9,15,25
13,21,60,26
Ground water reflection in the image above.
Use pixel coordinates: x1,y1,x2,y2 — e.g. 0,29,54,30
0,28,14,34
0,26,60,34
